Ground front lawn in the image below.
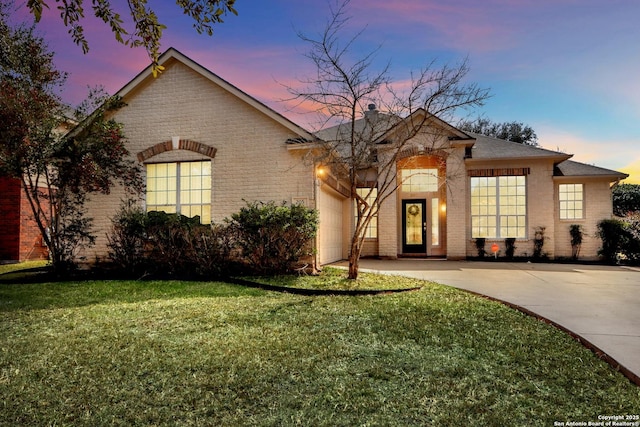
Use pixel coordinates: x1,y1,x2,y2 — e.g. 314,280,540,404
1,268,638,426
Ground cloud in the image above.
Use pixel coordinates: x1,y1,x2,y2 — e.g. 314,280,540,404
346,0,525,53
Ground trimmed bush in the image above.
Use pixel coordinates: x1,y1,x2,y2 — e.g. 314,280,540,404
229,201,318,274
107,203,237,278
143,211,203,275
191,223,240,277
107,200,318,277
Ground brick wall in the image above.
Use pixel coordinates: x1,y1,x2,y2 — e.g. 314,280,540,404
553,180,614,260
83,58,316,261
0,177,48,261
18,186,48,261
0,177,21,260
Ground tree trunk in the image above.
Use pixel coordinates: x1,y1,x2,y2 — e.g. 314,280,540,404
347,236,362,280
348,252,359,280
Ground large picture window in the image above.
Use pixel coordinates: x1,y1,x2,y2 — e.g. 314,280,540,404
471,176,526,238
355,188,378,239
559,184,584,220
146,161,211,224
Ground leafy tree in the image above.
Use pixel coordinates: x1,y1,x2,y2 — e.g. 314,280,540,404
20,0,237,75
612,183,640,217
458,117,538,146
0,9,142,271
287,1,490,279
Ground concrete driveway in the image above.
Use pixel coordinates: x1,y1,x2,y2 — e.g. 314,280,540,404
336,259,640,385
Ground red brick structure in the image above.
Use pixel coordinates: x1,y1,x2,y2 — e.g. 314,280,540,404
0,177,49,262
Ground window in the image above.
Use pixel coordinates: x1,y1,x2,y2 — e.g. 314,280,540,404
559,184,584,219
355,187,377,239
401,168,438,192
146,161,211,224
471,176,526,238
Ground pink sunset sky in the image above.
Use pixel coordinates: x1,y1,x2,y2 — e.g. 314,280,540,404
9,0,640,183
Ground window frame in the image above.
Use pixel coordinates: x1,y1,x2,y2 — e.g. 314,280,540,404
355,187,378,239
470,175,527,239
146,160,212,224
558,183,584,220
400,168,439,193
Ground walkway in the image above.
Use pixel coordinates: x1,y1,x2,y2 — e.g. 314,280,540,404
334,259,640,385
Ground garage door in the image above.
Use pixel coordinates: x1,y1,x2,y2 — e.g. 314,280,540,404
318,185,345,264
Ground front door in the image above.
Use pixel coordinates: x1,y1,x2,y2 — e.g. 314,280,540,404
402,199,427,253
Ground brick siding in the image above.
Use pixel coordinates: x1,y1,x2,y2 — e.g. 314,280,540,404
0,177,48,261
83,59,315,261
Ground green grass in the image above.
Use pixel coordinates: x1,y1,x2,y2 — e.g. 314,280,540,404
0,260,48,275
1,267,638,426
253,267,422,291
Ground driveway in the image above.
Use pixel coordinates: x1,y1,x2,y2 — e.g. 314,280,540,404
335,259,640,385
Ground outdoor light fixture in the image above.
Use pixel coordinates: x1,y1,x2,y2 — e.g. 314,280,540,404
316,166,326,177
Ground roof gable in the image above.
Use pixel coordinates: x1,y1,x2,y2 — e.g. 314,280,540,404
116,48,316,141
313,107,471,144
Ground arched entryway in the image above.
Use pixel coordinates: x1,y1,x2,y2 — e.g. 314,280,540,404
397,155,447,257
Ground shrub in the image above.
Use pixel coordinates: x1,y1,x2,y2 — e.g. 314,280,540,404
623,213,640,264
143,211,203,275
597,219,626,264
191,223,240,277
505,238,516,259
229,201,318,274
107,199,147,274
598,216,640,265
569,224,583,260
107,201,319,277
107,205,237,278
474,238,486,258
533,226,546,260
612,183,640,216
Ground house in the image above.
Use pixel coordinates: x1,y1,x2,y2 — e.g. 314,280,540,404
0,177,50,261
34,48,630,265
0,112,77,263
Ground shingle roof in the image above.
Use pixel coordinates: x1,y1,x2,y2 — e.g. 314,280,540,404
466,132,571,161
554,159,628,180
313,111,400,143
466,132,627,180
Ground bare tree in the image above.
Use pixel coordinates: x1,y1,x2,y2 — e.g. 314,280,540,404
286,1,490,279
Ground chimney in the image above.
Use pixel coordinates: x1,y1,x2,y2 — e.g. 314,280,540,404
364,103,377,119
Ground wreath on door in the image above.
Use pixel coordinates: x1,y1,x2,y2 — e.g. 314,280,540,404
408,204,420,216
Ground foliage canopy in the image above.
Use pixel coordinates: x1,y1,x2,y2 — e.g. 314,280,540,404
21,0,237,75
612,183,640,216
1,8,142,270
458,117,538,146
